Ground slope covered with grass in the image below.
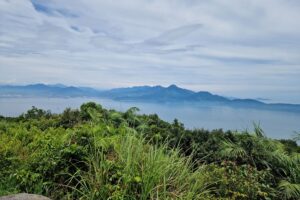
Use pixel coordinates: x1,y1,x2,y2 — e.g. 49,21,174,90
0,102,299,199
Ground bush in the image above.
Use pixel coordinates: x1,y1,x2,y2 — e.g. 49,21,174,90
0,102,299,199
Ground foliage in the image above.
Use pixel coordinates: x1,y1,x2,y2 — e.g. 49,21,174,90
0,102,299,199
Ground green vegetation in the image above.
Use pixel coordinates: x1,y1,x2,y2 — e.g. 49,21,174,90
0,102,299,199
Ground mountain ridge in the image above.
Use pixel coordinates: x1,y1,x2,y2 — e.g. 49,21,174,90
1,84,300,112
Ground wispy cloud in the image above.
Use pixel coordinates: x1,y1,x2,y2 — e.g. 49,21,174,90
0,0,300,103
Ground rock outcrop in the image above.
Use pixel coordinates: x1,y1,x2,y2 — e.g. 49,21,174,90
0,193,51,200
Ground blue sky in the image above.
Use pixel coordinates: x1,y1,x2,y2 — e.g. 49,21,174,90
0,0,300,103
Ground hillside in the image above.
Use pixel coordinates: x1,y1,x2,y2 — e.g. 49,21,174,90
0,102,299,199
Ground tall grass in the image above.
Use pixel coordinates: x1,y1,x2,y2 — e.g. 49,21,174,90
67,132,213,200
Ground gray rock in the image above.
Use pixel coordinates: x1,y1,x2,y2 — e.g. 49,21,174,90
0,193,51,200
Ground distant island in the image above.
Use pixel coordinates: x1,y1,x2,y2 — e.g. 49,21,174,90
1,83,300,112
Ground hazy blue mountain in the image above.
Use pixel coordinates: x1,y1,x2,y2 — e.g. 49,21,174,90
100,84,230,103
0,83,300,112
0,84,100,97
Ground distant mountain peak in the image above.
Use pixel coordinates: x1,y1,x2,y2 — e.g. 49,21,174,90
167,84,179,89
197,91,212,95
50,83,67,88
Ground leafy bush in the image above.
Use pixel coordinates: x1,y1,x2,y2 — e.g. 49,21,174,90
0,102,299,199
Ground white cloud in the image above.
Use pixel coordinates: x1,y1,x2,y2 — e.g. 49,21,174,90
0,0,300,103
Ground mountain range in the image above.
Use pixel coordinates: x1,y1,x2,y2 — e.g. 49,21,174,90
0,83,299,112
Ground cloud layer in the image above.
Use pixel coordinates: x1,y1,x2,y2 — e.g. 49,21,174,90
1,0,300,103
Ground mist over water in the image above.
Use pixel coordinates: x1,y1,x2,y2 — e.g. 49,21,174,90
0,97,299,140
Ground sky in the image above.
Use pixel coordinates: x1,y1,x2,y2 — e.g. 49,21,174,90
0,0,300,103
